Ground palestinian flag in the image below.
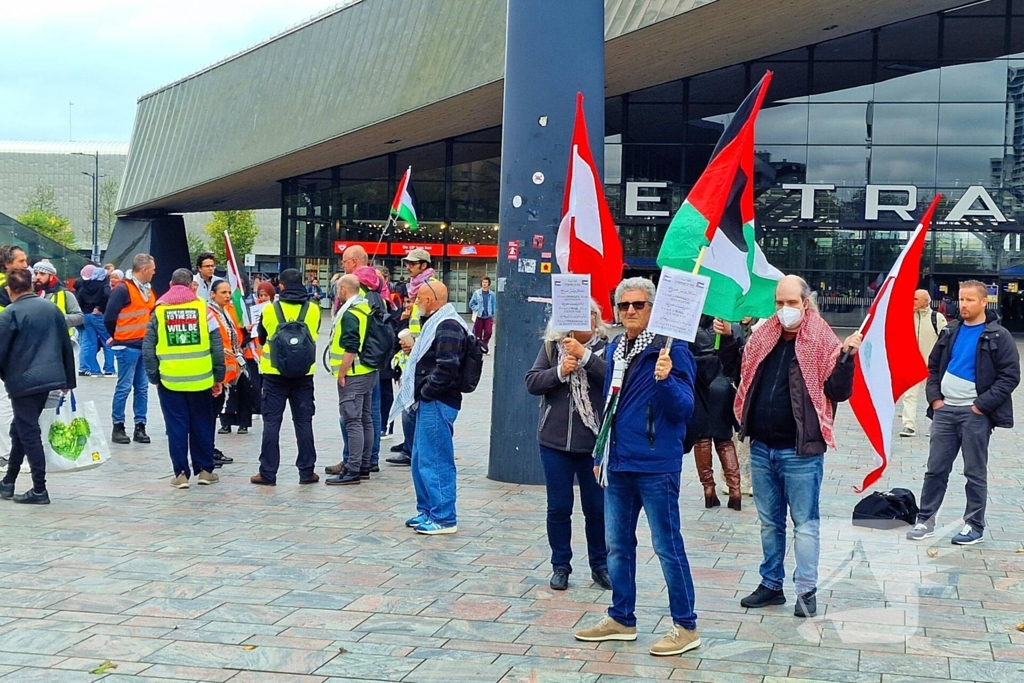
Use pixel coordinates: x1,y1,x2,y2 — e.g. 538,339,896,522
223,231,251,329
657,72,783,321
390,167,418,231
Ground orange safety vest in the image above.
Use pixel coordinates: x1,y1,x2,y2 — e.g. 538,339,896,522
113,281,155,342
213,306,241,384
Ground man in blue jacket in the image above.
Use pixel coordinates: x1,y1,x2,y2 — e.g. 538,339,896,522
574,277,701,657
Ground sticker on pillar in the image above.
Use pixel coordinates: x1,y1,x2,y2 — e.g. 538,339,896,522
541,252,552,259
540,262,551,274
518,258,537,274
512,195,523,208
532,172,545,185
532,234,545,249
507,241,519,262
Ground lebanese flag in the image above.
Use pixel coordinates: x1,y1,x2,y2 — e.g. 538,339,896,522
850,194,941,493
555,92,623,322
390,167,418,231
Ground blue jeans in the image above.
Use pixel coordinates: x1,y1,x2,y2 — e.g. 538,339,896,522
341,375,382,465
158,386,215,478
605,470,697,630
411,400,458,526
79,313,114,374
401,408,417,457
112,347,148,425
539,445,607,574
749,440,823,595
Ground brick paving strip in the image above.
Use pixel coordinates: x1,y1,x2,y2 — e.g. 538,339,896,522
0,331,1022,682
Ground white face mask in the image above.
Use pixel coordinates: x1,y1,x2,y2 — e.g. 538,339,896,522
776,305,803,328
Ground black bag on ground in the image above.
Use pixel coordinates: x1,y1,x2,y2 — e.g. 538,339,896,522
270,301,316,378
852,488,919,529
459,332,484,393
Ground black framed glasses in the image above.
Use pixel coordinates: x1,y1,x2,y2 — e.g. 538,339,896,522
617,301,650,312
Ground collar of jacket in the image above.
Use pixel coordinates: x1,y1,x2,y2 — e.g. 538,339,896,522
278,285,309,304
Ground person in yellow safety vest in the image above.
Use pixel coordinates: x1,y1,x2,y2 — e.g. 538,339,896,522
142,268,226,489
250,268,321,487
32,261,84,334
325,274,379,486
401,248,437,334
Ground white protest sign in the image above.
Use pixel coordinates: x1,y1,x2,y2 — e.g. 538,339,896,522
648,266,711,342
550,274,592,331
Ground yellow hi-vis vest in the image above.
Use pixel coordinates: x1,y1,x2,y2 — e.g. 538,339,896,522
329,301,375,377
154,300,214,391
0,272,5,314
259,300,320,376
408,276,439,334
46,290,74,336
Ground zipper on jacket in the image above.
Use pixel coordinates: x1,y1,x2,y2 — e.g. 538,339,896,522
646,403,655,447
566,391,574,451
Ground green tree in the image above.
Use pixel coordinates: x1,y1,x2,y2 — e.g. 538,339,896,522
18,184,76,248
203,210,259,264
186,232,209,262
98,177,120,241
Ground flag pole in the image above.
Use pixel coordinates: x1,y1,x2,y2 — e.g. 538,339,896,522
370,213,396,263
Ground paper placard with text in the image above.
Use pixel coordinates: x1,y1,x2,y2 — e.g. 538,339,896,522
647,266,711,342
550,274,592,331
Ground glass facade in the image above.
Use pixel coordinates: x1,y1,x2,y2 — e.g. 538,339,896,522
0,211,90,280
282,2,1024,321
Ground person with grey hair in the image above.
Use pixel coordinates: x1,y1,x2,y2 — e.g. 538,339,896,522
104,253,157,446
734,274,862,619
900,289,946,437
575,277,702,657
525,299,611,593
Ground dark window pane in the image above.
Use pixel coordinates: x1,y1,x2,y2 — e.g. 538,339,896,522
938,103,1008,144
878,15,940,61
942,17,1008,61
336,155,388,180
396,142,446,181
806,145,869,186
689,65,745,103
621,144,682,183
810,61,874,100
816,31,874,61
872,103,938,145
757,102,809,144
944,0,1007,15
454,127,501,143
874,67,940,102
808,103,871,144
750,61,808,101
450,182,500,222
870,147,937,186
939,60,1011,101
606,96,624,135
626,104,683,143
686,103,737,145
1013,17,1024,52
937,146,1006,185
630,80,684,103
754,146,809,188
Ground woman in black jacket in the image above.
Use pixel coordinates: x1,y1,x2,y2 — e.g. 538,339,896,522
525,300,611,593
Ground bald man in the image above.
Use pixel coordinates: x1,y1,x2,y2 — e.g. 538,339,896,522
341,245,368,275
901,289,947,437
388,280,470,535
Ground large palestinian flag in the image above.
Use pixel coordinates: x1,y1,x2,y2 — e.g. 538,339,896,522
657,72,782,321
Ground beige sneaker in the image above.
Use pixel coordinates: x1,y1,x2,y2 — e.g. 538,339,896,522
197,471,219,486
574,616,637,642
170,472,190,489
649,625,701,656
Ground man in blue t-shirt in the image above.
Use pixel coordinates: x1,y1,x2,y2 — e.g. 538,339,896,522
907,280,1020,546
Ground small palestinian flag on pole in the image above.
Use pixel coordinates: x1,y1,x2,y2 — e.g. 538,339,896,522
223,231,251,329
390,167,418,231
657,72,782,321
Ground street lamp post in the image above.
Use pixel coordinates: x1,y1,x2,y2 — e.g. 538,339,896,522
73,151,103,263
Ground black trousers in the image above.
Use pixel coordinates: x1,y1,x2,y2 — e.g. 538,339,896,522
379,375,395,432
4,391,50,493
258,375,316,484
221,372,255,429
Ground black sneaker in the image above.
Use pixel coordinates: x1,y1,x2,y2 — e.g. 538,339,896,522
213,450,234,464
360,470,371,480
218,426,232,435
794,591,817,618
0,482,13,499
111,423,130,445
389,443,405,453
591,568,612,591
133,424,151,444
13,489,49,505
369,464,380,473
78,371,92,377
550,569,569,591
740,584,786,609
386,454,411,466
237,427,248,435
326,472,361,486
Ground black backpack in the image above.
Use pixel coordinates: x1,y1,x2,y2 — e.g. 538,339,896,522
354,302,394,371
270,301,316,378
459,332,484,393
852,488,919,529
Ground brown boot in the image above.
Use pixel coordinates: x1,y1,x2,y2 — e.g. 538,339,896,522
693,439,720,508
716,438,742,511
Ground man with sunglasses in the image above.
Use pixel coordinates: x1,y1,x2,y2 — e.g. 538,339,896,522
575,277,702,657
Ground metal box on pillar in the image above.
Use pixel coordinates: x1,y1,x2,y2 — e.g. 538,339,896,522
488,0,605,485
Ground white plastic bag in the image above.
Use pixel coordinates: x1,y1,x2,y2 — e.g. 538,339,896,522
39,392,110,473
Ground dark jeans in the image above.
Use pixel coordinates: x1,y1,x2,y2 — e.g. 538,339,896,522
4,391,50,493
401,408,417,457
605,470,697,630
158,385,216,478
221,373,255,429
539,445,607,574
473,316,494,349
919,405,993,532
258,375,317,483
339,372,377,475
380,375,394,434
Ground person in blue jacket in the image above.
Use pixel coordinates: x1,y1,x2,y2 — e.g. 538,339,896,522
574,277,701,658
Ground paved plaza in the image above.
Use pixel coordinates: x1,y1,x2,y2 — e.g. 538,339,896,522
0,330,1023,682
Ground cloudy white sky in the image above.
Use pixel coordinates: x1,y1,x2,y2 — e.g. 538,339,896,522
0,0,339,142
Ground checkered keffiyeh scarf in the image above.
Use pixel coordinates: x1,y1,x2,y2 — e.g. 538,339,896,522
734,309,842,449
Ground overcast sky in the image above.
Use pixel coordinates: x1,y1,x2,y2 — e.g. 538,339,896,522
0,0,338,143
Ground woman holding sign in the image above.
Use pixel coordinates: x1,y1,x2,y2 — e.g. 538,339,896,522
525,300,612,593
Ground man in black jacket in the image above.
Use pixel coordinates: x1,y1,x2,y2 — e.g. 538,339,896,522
908,280,1020,546
0,268,77,504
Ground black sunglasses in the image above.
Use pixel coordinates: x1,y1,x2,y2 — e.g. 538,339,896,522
617,301,650,312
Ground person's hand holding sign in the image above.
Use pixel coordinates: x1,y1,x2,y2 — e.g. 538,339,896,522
562,336,585,360
561,354,579,376
654,348,672,381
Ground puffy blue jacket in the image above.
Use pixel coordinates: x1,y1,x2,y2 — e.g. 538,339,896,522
604,334,697,474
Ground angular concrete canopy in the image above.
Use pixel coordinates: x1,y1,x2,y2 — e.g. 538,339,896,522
118,0,965,216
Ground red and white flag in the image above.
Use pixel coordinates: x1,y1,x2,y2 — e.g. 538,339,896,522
555,92,623,322
850,195,941,493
